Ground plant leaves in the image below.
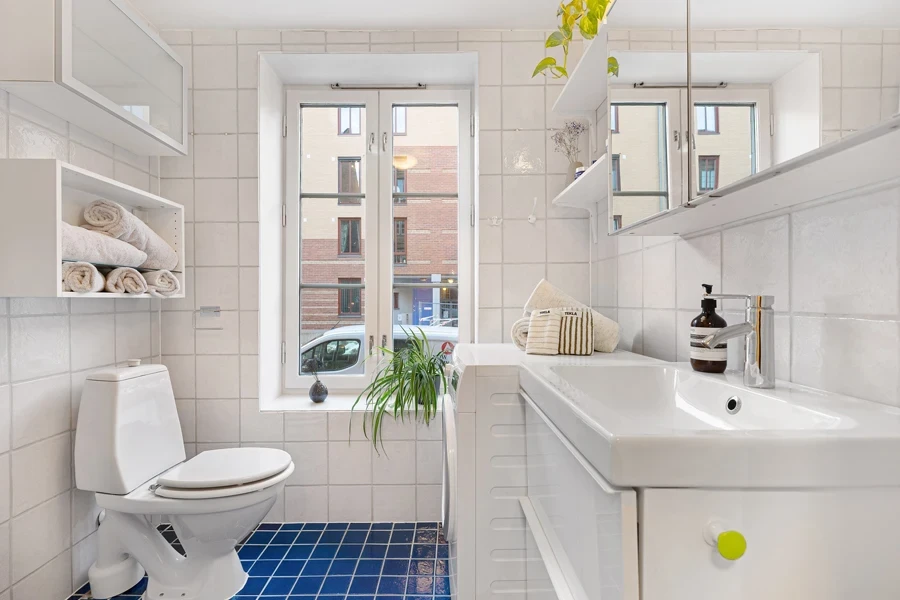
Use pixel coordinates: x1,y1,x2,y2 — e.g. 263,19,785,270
532,56,557,78
545,31,565,48
578,14,598,38
551,65,569,79
608,55,619,77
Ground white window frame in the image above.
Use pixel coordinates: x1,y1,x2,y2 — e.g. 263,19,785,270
283,88,473,394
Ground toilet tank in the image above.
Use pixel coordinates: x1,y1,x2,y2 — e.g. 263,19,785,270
74,364,186,495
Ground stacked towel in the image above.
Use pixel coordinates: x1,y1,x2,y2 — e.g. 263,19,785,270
83,200,178,270
511,317,529,351
558,308,594,356
61,262,105,293
61,221,147,267
525,309,562,355
145,270,181,297
106,267,148,295
524,279,619,353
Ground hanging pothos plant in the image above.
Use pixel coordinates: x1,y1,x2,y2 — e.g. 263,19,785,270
532,0,619,80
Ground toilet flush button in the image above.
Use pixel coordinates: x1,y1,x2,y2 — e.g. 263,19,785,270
127,359,141,367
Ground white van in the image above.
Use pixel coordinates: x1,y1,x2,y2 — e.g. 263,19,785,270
299,325,458,375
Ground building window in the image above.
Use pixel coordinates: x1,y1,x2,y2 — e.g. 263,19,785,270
338,157,361,204
394,218,407,265
338,218,362,255
696,105,719,134
611,154,622,192
610,105,619,133
612,215,623,230
393,106,407,135
338,106,360,135
393,292,400,310
393,167,407,204
338,278,362,316
699,155,720,192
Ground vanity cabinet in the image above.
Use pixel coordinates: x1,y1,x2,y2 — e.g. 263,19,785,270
522,391,640,600
0,0,188,156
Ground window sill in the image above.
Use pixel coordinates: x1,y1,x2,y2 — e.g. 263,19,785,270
261,393,446,413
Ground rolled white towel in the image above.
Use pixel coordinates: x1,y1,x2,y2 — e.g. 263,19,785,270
525,309,562,356
83,200,178,270
510,317,529,351
145,270,181,297
61,262,105,293
524,279,619,353
105,267,148,295
60,221,147,267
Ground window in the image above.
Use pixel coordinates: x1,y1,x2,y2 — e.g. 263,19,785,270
612,215,623,230
611,154,621,192
301,339,361,372
610,105,619,133
393,106,407,135
394,218,407,265
393,167,407,204
338,218,361,255
696,105,719,134
338,157,361,204
338,278,362,316
699,155,720,192
393,292,400,310
338,106,360,135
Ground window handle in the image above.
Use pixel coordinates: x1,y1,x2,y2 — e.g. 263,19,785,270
382,132,388,152
368,335,374,356
674,130,681,151
368,133,375,153
381,334,387,356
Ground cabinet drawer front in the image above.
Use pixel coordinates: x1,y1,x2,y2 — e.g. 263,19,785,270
521,391,639,600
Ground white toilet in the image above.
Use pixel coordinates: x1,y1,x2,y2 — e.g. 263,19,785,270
73,363,294,600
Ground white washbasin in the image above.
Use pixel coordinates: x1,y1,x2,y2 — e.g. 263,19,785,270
519,361,900,488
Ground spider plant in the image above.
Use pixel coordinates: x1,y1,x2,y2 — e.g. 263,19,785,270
352,327,447,452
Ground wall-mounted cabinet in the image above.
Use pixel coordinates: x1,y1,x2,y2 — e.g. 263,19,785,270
0,0,188,156
0,159,185,298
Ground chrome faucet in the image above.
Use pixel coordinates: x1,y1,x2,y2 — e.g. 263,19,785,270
700,293,775,389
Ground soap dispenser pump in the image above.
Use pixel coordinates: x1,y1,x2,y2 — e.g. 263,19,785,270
690,284,728,373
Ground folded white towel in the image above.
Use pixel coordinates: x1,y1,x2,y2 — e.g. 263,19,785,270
526,309,562,355
558,308,593,356
510,317,529,351
60,221,147,267
105,267,148,294
524,279,619,353
144,270,181,297
61,262,105,293
83,200,178,270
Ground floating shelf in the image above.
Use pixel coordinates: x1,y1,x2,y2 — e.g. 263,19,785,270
552,31,610,117
0,159,185,298
552,154,609,242
613,114,900,237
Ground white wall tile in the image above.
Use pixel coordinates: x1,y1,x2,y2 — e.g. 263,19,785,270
192,45,237,89
416,441,442,485
502,130,546,175
10,548,70,600
502,175,545,220
479,264,503,308
617,251,643,308
722,216,790,309
196,355,240,398
196,399,240,443
479,131,502,175
11,434,70,516
616,308,643,353
11,492,70,582
328,485,372,521
416,485,441,522
479,86,501,130
841,88,883,130
842,44,883,88
501,86,544,130
11,374,70,449
372,441,416,485
0,387,10,453
9,317,69,383
675,233,721,309
328,441,372,485
373,486,417,521
285,442,328,485
193,90,238,134
284,486,328,522
193,135,238,178
459,42,501,85
502,263,546,307
115,312,152,362
194,223,239,266
195,178,239,223
195,267,241,311
501,42,545,86
642,242,675,309
239,179,259,222
546,220,589,263
547,263,591,307
240,398,283,441
502,220,546,263
642,309,677,361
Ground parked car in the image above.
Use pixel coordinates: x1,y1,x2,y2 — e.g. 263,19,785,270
300,325,458,375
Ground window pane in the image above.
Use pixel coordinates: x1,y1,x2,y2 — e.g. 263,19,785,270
694,104,756,192
338,157,361,199
392,105,459,196
338,106,360,135
302,106,367,194
392,105,459,346
394,106,407,135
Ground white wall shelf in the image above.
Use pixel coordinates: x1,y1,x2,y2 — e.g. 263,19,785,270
552,32,610,117
612,114,900,237
551,154,609,241
0,0,188,156
0,159,185,298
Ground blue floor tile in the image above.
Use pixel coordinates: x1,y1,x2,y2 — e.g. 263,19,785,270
77,521,449,600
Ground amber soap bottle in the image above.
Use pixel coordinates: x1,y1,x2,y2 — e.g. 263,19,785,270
690,284,728,373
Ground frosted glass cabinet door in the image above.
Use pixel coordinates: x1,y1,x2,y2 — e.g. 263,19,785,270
60,0,187,153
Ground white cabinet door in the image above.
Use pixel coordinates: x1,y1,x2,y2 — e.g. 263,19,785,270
641,487,900,600
522,391,639,600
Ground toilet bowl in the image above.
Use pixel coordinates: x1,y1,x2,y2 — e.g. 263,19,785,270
73,363,295,600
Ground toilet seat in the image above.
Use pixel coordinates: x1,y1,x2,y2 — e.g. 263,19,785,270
154,448,293,500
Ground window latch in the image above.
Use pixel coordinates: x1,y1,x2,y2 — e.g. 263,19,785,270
382,132,388,152
368,132,375,153
368,335,374,356
381,334,387,356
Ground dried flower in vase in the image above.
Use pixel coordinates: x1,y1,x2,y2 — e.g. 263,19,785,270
552,121,587,165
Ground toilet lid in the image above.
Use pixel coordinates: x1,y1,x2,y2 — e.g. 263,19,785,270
157,448,292,490
154,462,294,500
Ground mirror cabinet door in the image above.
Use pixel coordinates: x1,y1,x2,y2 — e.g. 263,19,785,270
608,1,688,232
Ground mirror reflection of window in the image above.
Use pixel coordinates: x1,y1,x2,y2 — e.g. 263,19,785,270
338,106,361,135
611,154,622,192
338,157,361,201
694,104,757,194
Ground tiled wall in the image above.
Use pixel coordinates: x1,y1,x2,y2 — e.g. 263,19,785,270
0,93,162,599
153,27,595,527
592,28,900,408
608,27,900,142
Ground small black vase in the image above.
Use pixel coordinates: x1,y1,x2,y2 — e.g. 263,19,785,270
309,380,328,403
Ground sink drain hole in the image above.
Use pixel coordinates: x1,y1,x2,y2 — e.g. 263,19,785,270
726,396,742,414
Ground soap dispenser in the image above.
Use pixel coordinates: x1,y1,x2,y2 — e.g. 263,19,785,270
690,284,728,373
